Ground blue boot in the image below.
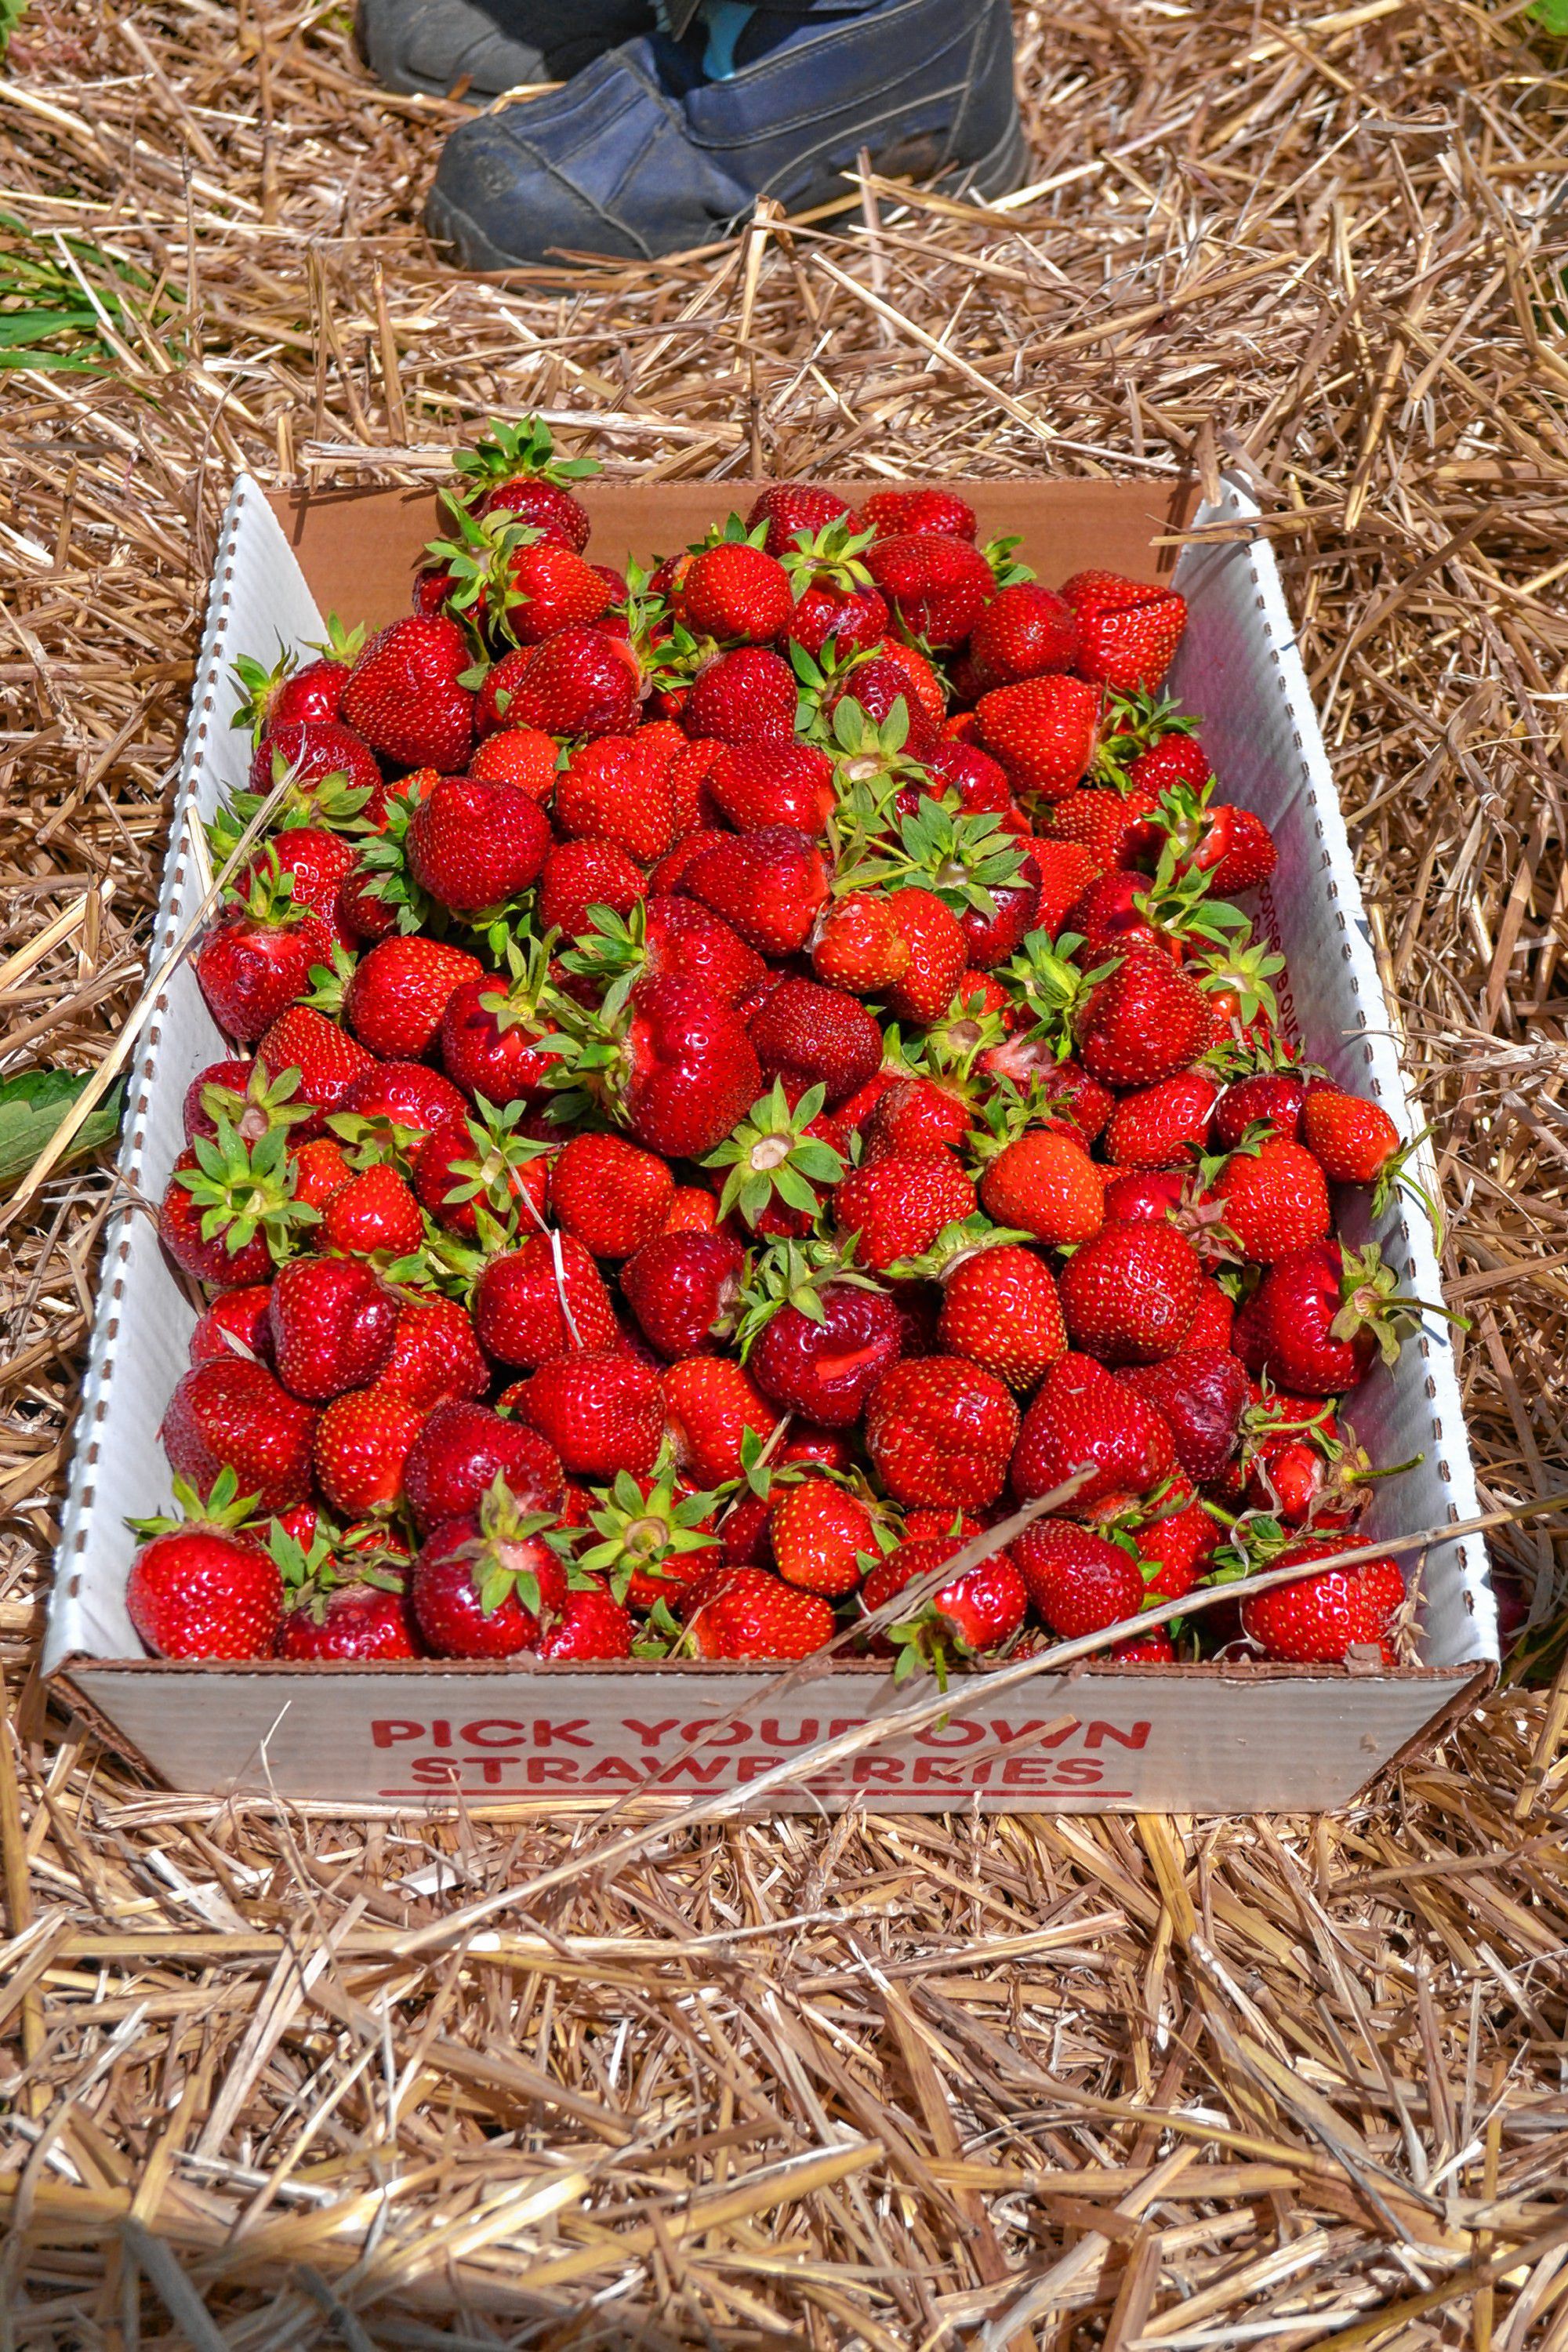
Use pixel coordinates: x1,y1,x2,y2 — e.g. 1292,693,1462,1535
424,0,1025,269
358,0,654,101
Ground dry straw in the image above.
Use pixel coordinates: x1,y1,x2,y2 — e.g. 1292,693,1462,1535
3,0,1568,2343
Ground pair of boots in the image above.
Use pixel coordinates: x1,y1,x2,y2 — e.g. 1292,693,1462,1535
358,0,1025,269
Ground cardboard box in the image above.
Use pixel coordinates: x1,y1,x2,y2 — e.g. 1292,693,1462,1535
43,474,1496,1813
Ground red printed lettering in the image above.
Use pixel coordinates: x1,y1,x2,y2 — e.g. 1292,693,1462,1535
737,1753,785,1781
533,1719,591,1748
916,1720,985,1748
626,1717,681,1747
1054,1759,1106,1787
408,1757,462,1785
372,1720,425,1749
1084,1720,1151,1751
758,1719,819,1748
987,1719,1076,1749
461,1719,528,1748
852,1756,903,1784
582,1756,642,1784
527,1758,581,1785
681,1719,750,1747
913,1757,974,1787
655,1755,731,1786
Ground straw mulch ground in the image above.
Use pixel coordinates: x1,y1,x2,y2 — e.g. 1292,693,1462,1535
3,2,1568,2343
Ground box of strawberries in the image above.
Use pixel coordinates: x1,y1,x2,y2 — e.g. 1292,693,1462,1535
42,431,1495,1813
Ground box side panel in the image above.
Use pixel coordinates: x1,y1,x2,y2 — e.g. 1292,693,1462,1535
267,480,1194,627
1171,492,1492,1668
65,1661,1473,1814
45,480,327,1673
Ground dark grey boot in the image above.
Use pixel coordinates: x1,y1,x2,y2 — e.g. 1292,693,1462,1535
358,0,655,100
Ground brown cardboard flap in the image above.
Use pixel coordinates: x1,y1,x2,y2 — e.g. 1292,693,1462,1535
267,478,1196,633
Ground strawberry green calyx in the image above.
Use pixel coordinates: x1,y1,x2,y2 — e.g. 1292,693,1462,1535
326,1108,429,1174
175,1114,321,1263
881,797,1028,920
577,1467,721,1606
780,518,878,599
907,985,1011,1079
452,414,600,496
882,1211,1034,1284
437,1098,554,1229
425,498,543,651
983,534,1036,589
1196,939,1286,1033
352,783,436,936
1092,687,1200,788
479,926,570,1036
198,1059,312,1143
222,844,316,930
271,1515,409,1619
967,1071,1082,1162
299,939,359,1018
695,510,773,554
1001,928,1110,1058
733,1233,880,1359
702,1081,845,1229
633,1597,684,1657
463,1473,575,1620
558,902,651,1023
1329,1243,1427,1370
127,1465,261,1541
1128,840,1252,954
383,1223,492,1299
230,648,296,744
822,693,919,794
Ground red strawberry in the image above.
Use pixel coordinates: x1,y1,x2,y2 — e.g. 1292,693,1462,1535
189,1286,276,1368
683,1563,834,1660
249,719,387,823
1104,1074,1218,1169
1011,1352,1175,1509
748,976,883,1107
779,530,889,662
416,1121,549,1238
196,896,329,1044
467,416,594,549
314,1385,427,1515
161,1359,318,1512
412,1488,568,1657
663,1356,774,1486
1044,785,1158,869
1112,1630,1177,1663
510,1351,664,1478
683,827,830,957
1058,1223,1202,1367
748,481,859,554
539,837,647,941
241,828,357,948
826,654,940,756
862,1537,1027,1668
403,1398,565,1531
1235,1241,1414,1397
978,1131,1105,1247
1062,572,1187,693
555,724,688,861
343,935,481,1059
1012,1523,1145,1638
680,541,793,641
1174,799,1278,895
1216,1138,1331,1263
321,1163,423,1258
239,625,362,739
468,725,560,799
860,487,976,541
538,1586,635,1658
481,625,642,739
1018,836,1103,936
975,676,1100,800
280,1577,419,1661
1125,729,1210,804
339,1059,467,1142
341,614,474,771
865,1356,1019,1507
616,974,763,1158
968,583,1080,688
622,1229,746,1359
549,1132,674,1259
126,1489,281,1661
267,1256,399,1400
936,1243,1065,1392
260,1007,380,1124
768,1480,877,1598
707,741,836,835
1241,1538,1404,1664
473,1233,619,1369
1300,1085,1402,1185
834,1150,975,1272
289,1134,354,1209
1215,1069,1308,1149
1185,1276,1234,1348
863,532,993,648
812,891,910,995
491,536,612,642
882,887,968,1024
440,953,565,1107
747,1272,906,1428
682,647,797,744
1074,950,1214,1090
405,775,550,915
747,482,860,554
378,1291,491,1409
1119,1349,1249,1482
861,1076,969,1160
158,1134,301,1291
